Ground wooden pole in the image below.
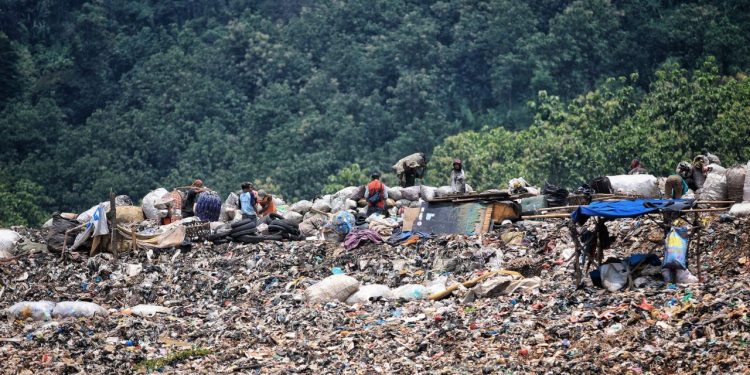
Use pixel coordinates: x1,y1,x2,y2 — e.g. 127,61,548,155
521,213,571,219
568,220,584,287
693,212,703,282
428,269,521,301
109,191,118,261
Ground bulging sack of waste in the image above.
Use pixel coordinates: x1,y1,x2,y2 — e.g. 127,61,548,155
607,175,659,197
6,301,56,321
312,197,332,213
729,203,750,217
142,188,170,220
333,211,355,235
305,274,360,303
663,227,688,270
52,301,108,318
701,171,727,201
195,191,221,222
290,200,313,213
387,284,427,300
283,211,303,225
116,206,145,223
336,186,363,201
725,165,746,203
387,187,402,201
600,263,628,292
345,284,391,304
401,186,420,201
0,229,21,259
435,186,453,198
420,185,436,201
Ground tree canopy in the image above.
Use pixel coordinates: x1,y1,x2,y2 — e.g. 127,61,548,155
1,0,750,225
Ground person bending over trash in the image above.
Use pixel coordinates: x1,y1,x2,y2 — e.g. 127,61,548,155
257,190,283,223
182,179,207,218
665,161,701,199
364,172,388,217
450,159,466,194
239,182,258,225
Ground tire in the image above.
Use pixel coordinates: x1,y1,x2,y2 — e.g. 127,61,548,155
230,228,258,238
231,218,256,229
232,221,258,233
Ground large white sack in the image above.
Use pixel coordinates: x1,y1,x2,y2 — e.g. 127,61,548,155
607,175,659,197
345,284,391,304
77,202,111,223
729,203,750,217
335,186,363,201
387,187,403,201
142,188,170,220
290,200,313,213
52,301,108,318
330,196,348,213
0,229,21,259
6,301,56,321
726,166,746,203
401,186,420,201
744,161,750,202
312,196,332,213
283,211,304,224
700,171,727,201
420,185,436,201
305,274,360,303
436,186,453,197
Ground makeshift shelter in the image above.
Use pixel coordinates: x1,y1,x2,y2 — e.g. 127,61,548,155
567,198,714,286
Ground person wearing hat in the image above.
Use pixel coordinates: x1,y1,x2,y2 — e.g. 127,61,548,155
450,159,466,194
182,179,206,218
256,190,278,219
364,172,389,217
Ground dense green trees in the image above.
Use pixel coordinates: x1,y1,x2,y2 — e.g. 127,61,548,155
429,59,750,190
2,0,750,226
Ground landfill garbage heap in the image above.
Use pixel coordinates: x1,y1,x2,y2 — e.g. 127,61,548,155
1,217,749,374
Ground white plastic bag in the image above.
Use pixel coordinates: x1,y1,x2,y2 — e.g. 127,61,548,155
607,175,660,197
6,301,56,321
142,188,170,220
435,186,453,197
305,274,360,303
52,301,108,318
345,284,391,304
0,229,21,259
386,284,427,300
123,304,172,317
700,171,727,201
729,203,750,217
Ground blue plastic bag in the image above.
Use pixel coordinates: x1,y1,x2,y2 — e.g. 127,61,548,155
333,211,355,235
663,227,688,269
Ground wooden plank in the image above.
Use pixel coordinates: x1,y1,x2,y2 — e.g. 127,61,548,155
402,207,420,231
481,206,493,233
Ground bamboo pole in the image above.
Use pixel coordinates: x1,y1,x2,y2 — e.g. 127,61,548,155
521,213,571,219
428,269,522,301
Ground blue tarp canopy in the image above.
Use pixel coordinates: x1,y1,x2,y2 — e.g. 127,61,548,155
571,199,694,224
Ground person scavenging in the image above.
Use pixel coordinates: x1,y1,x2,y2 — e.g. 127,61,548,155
450,159,466,194
182,179,207,218
239,182,258,225
364,172,389,217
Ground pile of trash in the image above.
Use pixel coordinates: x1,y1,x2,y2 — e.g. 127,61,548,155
1,213,748,373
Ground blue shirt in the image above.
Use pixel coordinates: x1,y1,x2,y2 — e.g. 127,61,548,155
240,191,256,217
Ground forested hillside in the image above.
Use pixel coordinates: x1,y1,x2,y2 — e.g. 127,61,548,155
2,0,750,226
